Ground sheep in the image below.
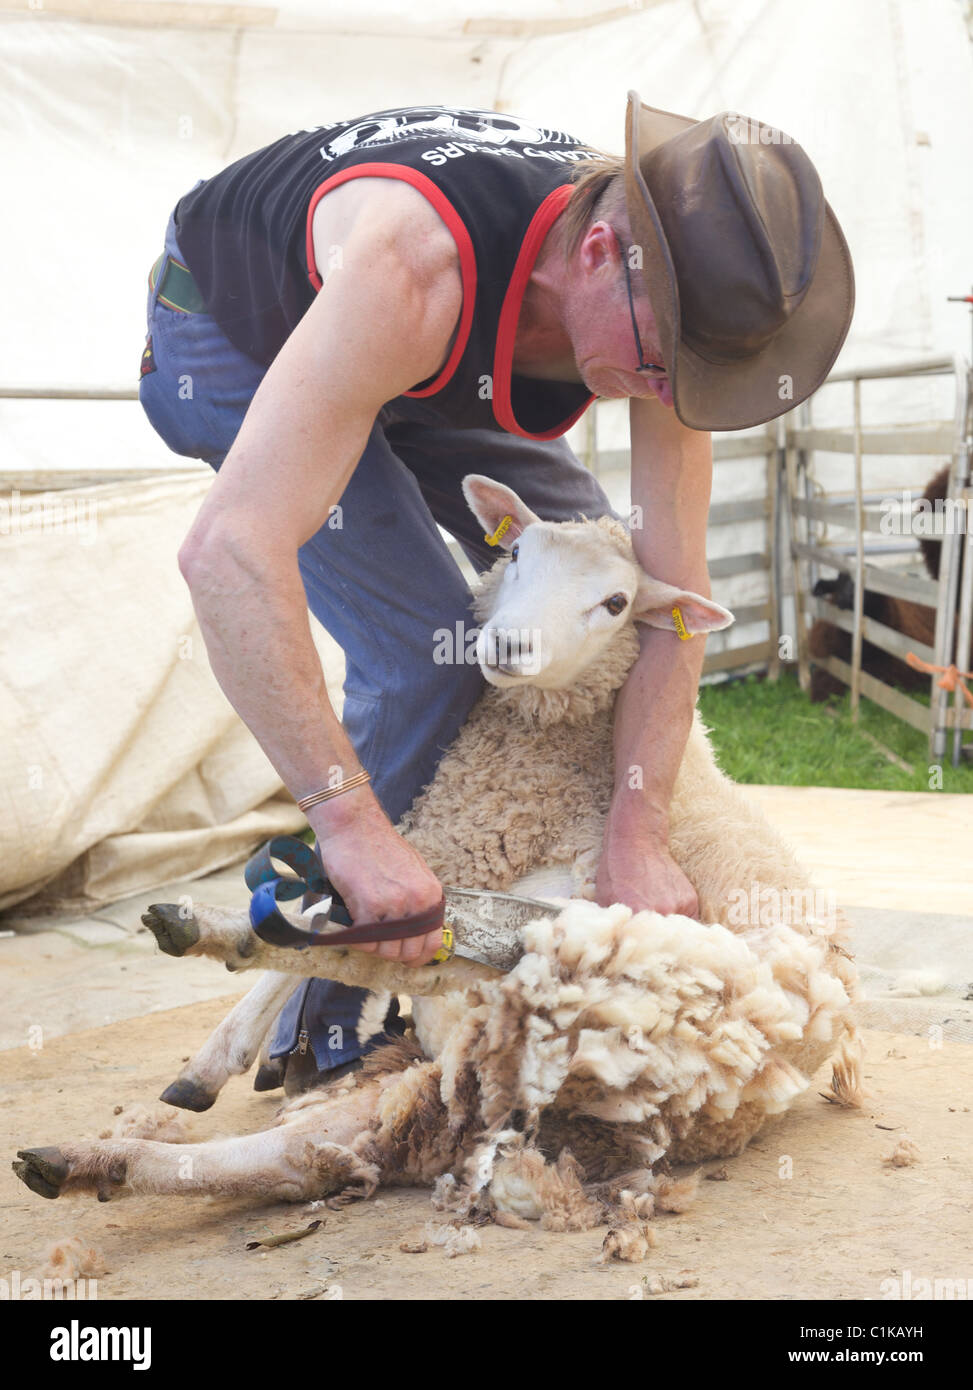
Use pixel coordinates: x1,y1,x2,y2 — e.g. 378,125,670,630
808,464,968,701
14,474,861,1227
808,570,935,701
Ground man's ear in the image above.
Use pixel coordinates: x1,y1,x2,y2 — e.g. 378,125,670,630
633,573,735,635
462,474,541,549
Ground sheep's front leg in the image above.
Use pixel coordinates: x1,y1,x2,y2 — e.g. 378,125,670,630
159,971,295,1113
141,902,500,994
14,1118,380,1206
546,808,607,901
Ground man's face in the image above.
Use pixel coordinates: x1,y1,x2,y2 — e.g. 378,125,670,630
567,221,674,408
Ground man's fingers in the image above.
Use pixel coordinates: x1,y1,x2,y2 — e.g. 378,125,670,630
345,927,442,962
398,928,444,965
399,932,427,962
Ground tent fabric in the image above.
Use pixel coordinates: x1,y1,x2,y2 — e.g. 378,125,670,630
3,0,972,432
0,475,346,914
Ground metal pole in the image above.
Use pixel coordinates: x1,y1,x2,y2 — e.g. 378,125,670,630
946,290,973,367
767,418,784,681
850,377,865,720
0,387,139,400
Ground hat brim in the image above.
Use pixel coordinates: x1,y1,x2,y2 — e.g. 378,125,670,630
624,91,855,432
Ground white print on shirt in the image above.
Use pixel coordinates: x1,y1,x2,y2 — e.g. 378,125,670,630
317,106,592,163
419,143,598,167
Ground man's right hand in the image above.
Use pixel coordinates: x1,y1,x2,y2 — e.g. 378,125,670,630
310,798,445,967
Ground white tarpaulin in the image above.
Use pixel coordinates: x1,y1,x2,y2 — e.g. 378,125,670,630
0,474,346,913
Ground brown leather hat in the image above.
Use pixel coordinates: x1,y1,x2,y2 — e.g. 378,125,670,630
624,91,854,431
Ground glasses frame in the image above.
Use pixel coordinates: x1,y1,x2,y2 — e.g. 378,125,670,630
614,232,668,378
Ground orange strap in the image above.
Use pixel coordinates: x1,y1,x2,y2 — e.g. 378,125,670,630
905,651,973,708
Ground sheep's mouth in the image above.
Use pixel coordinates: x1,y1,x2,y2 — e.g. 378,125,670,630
481,663,533,685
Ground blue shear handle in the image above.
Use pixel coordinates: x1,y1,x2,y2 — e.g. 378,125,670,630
245,835,354,952
244,835,330,899
248,879,317,948
244,834,445,954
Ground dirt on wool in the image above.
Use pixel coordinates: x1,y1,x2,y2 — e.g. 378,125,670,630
1,997,971,1302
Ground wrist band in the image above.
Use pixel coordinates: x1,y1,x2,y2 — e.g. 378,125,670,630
297,768,370,812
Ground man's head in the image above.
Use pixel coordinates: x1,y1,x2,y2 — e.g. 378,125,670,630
560,95,854,431
558,160,675,407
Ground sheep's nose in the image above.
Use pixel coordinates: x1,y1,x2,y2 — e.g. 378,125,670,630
482,625,536,671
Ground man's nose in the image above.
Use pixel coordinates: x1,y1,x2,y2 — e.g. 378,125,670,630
650,378,674,408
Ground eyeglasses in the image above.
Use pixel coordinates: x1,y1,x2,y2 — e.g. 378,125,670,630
614,232,668,378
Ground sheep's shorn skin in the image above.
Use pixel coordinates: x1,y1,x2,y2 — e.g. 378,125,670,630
14,477,861,1227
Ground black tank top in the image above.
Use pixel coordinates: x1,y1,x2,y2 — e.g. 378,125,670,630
173,105,600,439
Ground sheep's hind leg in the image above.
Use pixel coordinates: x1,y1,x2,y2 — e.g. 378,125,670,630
13,1122,379,1205
159,971,296,1112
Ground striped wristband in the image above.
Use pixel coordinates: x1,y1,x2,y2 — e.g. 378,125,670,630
297,768,371,812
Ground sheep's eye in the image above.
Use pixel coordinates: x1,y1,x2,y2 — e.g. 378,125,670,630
603,593,628,616
510,543,519,562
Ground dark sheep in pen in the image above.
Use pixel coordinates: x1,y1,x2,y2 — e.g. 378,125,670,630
807,466,967,701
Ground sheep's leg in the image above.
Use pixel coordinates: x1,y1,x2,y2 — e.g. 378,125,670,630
159,971,296,1113
14,1081,390,1205
141,902,498,994
254,1035,286,1093
557,811,609,901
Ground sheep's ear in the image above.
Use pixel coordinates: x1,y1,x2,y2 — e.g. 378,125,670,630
462,474,541,549
633,574,735,635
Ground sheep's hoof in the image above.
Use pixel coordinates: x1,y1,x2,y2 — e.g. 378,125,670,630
142,905,200,958
13,1147,69,1200
253,1059,286,1093
159,1078,215,1113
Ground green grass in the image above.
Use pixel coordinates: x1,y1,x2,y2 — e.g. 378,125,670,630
697,670,973,793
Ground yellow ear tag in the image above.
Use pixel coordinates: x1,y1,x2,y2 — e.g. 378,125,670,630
485,515,513,547
672,605,693,640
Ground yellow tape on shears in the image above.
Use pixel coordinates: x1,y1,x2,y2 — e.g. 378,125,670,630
431,925,455,965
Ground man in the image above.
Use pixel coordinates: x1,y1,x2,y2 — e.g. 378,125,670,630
139,94,853,1093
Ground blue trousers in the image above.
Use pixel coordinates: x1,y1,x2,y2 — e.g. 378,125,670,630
139,207,614,1069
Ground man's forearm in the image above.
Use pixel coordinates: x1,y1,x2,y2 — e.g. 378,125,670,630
181,536,375,823
609,623,705,836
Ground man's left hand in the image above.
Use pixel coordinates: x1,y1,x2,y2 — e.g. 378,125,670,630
596,815,699,918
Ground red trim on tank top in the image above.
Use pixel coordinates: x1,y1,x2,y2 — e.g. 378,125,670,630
305,163,476,398
492,183,596,440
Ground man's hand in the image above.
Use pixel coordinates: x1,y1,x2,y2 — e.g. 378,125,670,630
596,804,699,919
311,798,445,967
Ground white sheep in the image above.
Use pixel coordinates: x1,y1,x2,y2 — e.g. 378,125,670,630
13,475,861,1225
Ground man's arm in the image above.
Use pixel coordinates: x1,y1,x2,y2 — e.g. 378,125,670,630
178,183,463,964
596,394,713,917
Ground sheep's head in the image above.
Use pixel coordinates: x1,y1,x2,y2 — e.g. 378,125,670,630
462,474,733,718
